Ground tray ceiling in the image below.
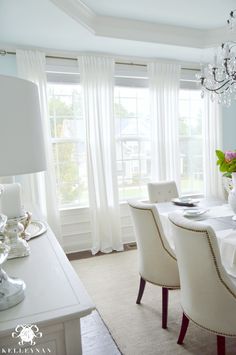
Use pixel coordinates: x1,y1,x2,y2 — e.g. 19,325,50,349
49,0,236,48
82,0,236,30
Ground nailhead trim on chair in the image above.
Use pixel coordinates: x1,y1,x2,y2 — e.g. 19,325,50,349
170,219,236,337
131,205,177,261
140,273,180,290
184,311,236,338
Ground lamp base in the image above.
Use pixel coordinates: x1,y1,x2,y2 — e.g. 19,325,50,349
0,268,25,311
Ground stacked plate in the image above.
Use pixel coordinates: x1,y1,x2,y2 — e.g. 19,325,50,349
183,208,209,218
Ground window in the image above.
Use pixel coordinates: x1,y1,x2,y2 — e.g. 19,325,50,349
47,83,88,207
47,65,203,210
114,86,151,200
179,89,204,195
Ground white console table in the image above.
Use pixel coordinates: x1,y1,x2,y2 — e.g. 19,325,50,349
0,226,94,354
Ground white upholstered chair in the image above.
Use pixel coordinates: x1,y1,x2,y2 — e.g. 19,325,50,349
169,212,236,355
128,200,180,329
148,181,179,203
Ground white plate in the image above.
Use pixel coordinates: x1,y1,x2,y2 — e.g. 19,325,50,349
183,208,209,218
25,220,47,240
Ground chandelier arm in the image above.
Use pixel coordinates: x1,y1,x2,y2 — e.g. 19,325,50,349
217,86,233,95
212,70,227,84
217,85,231,95
203,79,231,92
217,78,236,94
224,59,231,76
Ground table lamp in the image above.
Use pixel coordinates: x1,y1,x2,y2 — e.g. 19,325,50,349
0,75,46,310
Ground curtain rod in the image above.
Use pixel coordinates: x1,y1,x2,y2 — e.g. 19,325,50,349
0,49,199,71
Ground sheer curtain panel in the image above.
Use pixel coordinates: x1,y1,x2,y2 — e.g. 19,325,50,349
148,62,181,186
78,55,123,254
16,49,61,240
203,94,224,199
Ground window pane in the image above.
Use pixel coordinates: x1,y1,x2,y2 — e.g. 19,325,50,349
179,89,204,195
115,86,150,200
48,84,88,207
48,85,83,139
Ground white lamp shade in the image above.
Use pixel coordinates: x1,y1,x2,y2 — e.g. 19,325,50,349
0,75,46,176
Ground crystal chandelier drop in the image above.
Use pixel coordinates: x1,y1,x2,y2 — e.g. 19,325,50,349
227,9,236,29
198,9,236,106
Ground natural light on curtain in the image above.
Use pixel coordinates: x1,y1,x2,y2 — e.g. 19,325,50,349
78,55,123,254
203,93,224,199
148,62,181,186
179,89,204,195
16,49,61,240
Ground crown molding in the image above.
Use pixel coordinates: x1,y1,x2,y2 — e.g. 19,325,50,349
49,0,235,49
50,0,95,33
94,15,205,48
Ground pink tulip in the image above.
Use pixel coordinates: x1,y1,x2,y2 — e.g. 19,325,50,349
225,151,236,162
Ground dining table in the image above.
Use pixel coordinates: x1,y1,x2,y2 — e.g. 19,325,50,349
156,198,236,278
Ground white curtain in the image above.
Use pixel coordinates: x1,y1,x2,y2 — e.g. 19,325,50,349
16,49,61,239
148,62,181,186
203,94,224,199
78,55,123,254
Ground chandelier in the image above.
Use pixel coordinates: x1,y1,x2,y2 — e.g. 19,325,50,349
198,9,236,106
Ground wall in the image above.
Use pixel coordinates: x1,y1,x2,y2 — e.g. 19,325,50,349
0,55,17,76
222,103,236,151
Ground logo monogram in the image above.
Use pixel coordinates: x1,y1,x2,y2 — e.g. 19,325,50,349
12,324,42,346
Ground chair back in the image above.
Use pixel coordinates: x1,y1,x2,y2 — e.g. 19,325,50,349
148,181,179,203
128,201,179,288
169,212,236,336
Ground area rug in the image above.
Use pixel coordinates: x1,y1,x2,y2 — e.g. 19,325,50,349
71,250,236,355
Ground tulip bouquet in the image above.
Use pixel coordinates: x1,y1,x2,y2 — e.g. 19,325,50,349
216,150,236,176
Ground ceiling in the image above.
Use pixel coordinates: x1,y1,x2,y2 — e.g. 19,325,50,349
82,0,236,30
0,0,235,63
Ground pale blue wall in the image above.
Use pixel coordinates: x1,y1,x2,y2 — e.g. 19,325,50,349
0,55,17,76
222,104,236,151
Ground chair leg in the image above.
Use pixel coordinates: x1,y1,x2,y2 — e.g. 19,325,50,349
136,277,146,304
162,287,169,329
217,335,225,355
177,313,189,344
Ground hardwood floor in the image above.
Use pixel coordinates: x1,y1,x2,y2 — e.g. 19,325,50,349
67,242,137,261
81,310,121,355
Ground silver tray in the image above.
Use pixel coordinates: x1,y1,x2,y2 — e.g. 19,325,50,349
25,220,47,240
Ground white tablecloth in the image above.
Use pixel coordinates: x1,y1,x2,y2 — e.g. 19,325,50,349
217,230,236,276
159,203,236,277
